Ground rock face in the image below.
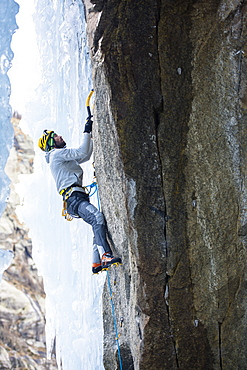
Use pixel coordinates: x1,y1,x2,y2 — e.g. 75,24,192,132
84,0,247,369
0,117,57,369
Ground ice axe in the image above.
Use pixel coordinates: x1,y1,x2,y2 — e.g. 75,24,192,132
86,89,94,121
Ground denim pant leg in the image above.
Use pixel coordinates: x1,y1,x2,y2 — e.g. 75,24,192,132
77,201,112,258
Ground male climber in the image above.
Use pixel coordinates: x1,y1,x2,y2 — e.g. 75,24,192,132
38,116,121,274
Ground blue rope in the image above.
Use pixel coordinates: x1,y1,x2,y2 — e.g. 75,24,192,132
106,270,123,370
93,180,123,369
85,181,98,197
94,182,101,210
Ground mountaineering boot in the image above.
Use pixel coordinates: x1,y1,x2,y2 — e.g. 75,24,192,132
92,263,102,274
101,253,122,271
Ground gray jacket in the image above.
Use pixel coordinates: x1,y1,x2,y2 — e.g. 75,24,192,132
45,133,93,193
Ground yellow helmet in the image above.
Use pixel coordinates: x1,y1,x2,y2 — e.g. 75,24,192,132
38,130,56,152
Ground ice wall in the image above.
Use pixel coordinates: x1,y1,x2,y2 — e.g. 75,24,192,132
0,0,19,216
15,1,105,368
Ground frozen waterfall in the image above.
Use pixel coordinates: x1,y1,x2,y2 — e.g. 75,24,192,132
11,1,105,369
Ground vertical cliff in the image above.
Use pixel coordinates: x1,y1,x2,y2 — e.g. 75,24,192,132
84,0,247,369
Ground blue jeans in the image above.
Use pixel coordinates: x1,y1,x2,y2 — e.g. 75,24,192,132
66,191,112,264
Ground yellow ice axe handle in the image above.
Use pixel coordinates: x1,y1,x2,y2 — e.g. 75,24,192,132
86,89,94,119
86,89,94,107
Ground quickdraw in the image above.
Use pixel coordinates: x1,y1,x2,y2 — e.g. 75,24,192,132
61,201,74,221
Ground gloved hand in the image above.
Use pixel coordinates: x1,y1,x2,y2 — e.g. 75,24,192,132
84,117,93,133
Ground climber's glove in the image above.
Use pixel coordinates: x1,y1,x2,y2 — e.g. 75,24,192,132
84,117,93,133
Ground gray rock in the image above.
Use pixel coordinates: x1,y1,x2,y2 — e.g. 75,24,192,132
84,0,247,368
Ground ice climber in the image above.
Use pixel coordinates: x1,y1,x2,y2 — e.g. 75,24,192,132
38,119,122,274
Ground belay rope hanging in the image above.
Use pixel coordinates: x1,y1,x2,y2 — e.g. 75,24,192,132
94,179,123,370
106,271,123,370
87,88,123,369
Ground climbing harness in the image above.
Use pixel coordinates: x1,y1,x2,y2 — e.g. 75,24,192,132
60,186,85,221
60,185,90,199
60,182,98,221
